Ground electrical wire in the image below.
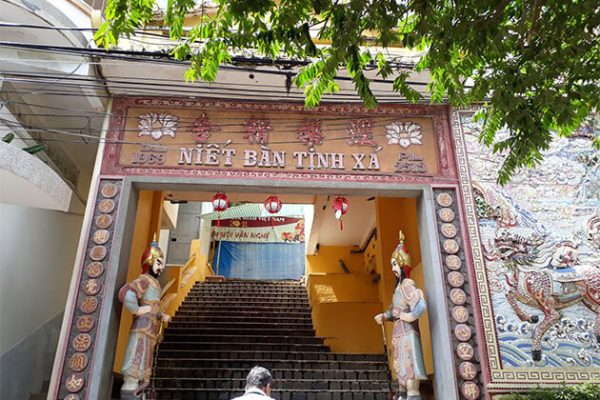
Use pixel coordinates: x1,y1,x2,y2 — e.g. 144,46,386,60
2,128,595,190
0,116,439,144
0,22,170,39
0,69,430,89
0,22,420,69
0,40,424,84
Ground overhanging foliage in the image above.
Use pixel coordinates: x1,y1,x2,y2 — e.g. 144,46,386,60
96,0,600,183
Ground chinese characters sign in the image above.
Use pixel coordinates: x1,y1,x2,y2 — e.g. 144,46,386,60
113,102,443,177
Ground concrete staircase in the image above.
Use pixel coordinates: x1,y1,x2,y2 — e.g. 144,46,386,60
153,279,395,400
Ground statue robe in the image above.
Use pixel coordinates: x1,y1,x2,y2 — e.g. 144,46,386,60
384,278,428,387
118,274,162,383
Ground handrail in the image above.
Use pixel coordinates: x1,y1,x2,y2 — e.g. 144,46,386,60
160,278,176,299
180,253,197,276
350,228,377,254
180,266,198,289
160,293,178,313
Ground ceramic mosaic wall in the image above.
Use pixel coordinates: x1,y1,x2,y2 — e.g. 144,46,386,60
459,112,600,377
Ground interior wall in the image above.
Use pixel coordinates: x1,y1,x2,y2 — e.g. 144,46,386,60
0,203,83,398
375,197,434,374
306,245,384,353
113,191,163,372
167,202,202,265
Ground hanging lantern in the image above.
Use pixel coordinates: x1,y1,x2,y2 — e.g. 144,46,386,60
211,192,229,227
332,196,349,231
264,195,283,227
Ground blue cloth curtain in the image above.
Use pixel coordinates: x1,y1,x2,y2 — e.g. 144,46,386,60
215,241,305,279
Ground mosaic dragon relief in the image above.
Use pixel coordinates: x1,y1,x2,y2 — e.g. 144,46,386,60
462,114,600,370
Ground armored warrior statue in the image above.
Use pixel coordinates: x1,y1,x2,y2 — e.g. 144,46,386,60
375,231,428,400
118,240,170,399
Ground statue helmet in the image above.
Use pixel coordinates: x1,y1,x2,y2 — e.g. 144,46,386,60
391,230,412,279
141,240,164,274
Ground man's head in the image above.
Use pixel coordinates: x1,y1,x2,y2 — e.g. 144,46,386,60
141,241,165,278
245,366,273,395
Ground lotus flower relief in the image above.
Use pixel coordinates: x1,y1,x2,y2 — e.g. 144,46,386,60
138,113,179,140
385,122,423,148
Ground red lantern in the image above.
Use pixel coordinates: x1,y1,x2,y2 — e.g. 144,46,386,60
211,192,229,227
264,195,282,227
332,196,349,230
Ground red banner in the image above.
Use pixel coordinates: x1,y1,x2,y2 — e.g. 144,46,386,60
211,217,305,243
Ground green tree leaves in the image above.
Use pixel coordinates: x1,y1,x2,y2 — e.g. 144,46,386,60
95,0,600,184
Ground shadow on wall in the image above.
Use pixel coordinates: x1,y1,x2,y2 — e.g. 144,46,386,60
0,312,64,399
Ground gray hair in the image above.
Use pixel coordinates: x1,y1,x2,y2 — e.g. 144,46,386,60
245,366,273,390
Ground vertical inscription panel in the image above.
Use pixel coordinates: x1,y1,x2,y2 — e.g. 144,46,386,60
57,179,122,400
433,188,483,400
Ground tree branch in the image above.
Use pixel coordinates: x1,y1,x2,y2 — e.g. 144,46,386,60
526,0,543,45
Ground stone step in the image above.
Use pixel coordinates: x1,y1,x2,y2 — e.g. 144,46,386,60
185,295,309,302
155,388,393,400
195,282,305,291
159,341,329,352
166,321,314,330
156,358,387,371
179,300,311,309
175,308,313,317
199,279,304,284
163,327,315,337
190,288,306,294
161,334,326,345
171,315,313,324
190,283,306,290
154,367,388,381
154,377,390,391
157,349,384,362
151,279,394,400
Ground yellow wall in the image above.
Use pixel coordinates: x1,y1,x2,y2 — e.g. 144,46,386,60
306,246,384,353
113,191,161,372
305,196,435,377
305,198,433,374
113,192,209,373
375,197,433,375
162,240,212,318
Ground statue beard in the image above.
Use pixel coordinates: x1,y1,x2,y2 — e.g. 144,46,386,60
394,267,406,286
148,268,161,279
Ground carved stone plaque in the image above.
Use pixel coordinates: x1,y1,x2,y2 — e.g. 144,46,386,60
89,246,107,261
447,271,465,288
449,288,467,305
79,297,98,314
441,223,457,238
82,279,101,296
98,199,115,214
75,316,95,333
438,208,455,222
86,262,104,278
92,230,110,245
95,214,113,229
456,342,474,361
65,374,84,393
443,239,460,254
100,183,118,198
452,306,470,323
458,361,478,380
69,353,88,372
436,192,453,207
445,255,462,270
460,381,480,400
72,334,92,352
455,323,473,342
